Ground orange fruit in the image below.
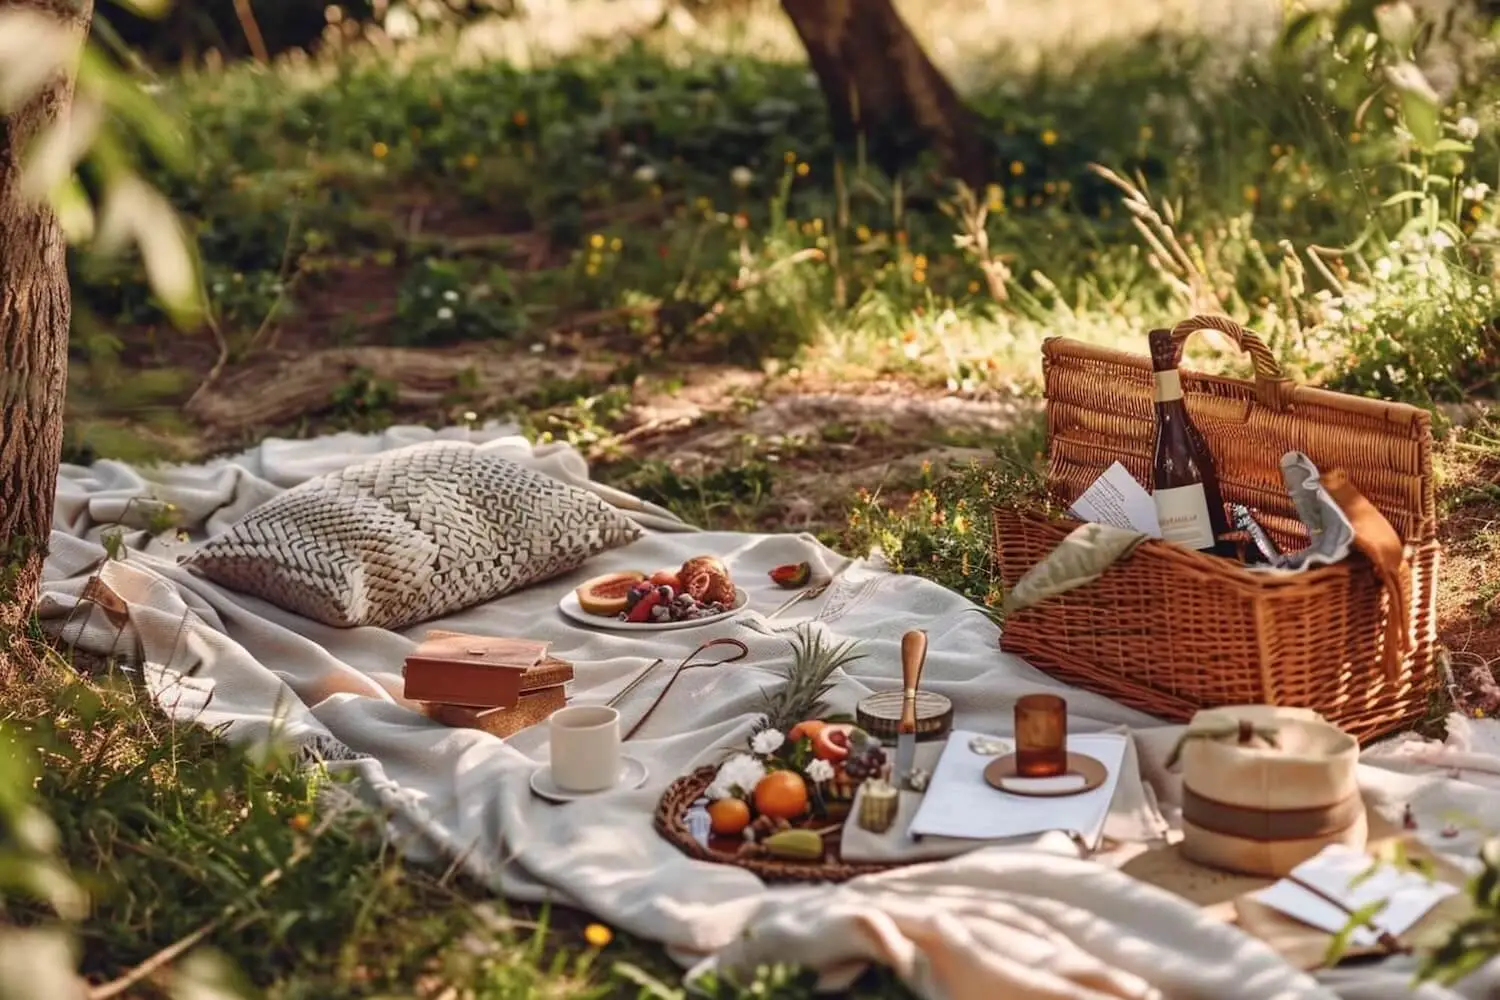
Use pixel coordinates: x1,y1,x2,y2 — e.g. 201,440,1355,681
707,798,751,836
753,771,810,821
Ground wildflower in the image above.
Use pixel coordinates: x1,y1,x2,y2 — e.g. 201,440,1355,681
733,213,748,229
531,342,546,353
796,161,810,177
437,307,454,321
1349,131,1361,143
784,150,796,163
443,289,460,302
986,183,1003,210
696,196,713,212
968,280,980,293
633,164,658,184
751,729,785,755
1040,128,1057,146
372,141,389,159
584,923,612,948
1462,182,1491,201
805,759,835,783
512,110,529,127
610,237,623,252
288,813,312,832
1009,160,1025,176
461,152,479,169
855,224,871,241
731,165,753,188
1243,185,1260,203
463,410,478,423
1139,125,1153,141
1456,117,1480,140
589,233,605,250
914,254,928,270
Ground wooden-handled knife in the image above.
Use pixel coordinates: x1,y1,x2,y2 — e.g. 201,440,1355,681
895,629,928,788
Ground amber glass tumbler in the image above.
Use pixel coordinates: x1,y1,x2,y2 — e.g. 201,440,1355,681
1014,694,1067,777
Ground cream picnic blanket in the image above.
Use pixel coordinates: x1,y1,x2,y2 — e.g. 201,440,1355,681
36,424,1500,999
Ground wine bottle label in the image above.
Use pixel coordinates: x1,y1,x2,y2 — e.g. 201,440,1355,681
1154,484,1216,550
1153,370,1183,403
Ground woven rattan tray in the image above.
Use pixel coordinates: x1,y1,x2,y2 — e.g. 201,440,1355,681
654,767,907,884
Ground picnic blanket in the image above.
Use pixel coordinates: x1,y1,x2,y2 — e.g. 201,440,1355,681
36,424,1500,999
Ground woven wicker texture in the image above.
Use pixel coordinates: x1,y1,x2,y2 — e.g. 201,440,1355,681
654,767,907,883
185,442,642,629
993,315,1440,743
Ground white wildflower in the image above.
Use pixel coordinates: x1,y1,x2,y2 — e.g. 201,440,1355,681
633,164,658,184
751,729,785,756
1429,230,1455,250
443,289,460,302
1374,257,1394,279
530,342,546,353
707,753,765,801
731,166,753,188
1461,182,1491,202
1456,117,1480,141
805,759,835,784
436,306,454,321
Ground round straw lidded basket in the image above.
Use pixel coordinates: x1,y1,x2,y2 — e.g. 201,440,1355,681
1178,705,1366,879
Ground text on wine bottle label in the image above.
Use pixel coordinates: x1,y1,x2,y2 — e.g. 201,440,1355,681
1154,484,1216,550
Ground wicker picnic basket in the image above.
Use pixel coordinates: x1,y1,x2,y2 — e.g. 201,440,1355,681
992,315,1441,743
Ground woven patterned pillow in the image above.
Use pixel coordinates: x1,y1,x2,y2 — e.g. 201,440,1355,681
183,441,643,629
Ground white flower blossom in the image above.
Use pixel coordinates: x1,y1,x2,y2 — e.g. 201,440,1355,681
731,166,753,188
1456,117,1480,141
751,729,785,755
1429,231,1455,250
436,306,454,321
633,164,658,184
443,289,460,302
805,759,835,784
1462,182,1491,202
706,753,765,801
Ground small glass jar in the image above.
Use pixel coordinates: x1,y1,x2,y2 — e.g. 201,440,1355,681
1014,694,1068,777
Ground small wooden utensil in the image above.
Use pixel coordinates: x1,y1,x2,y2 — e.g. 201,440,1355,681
895,629,928,788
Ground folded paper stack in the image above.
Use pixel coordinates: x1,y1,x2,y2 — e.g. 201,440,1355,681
404,629,573,739
1176,705,1365,878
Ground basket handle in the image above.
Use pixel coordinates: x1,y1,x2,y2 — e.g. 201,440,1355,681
1169,315,1296,411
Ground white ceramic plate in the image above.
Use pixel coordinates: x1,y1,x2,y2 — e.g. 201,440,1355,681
530,755,649,803
558,586,748,631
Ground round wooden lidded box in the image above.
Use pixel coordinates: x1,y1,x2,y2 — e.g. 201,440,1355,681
855,690,953,742
1178,704,1366,879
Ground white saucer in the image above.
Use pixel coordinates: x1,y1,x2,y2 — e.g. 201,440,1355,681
530,755,649,803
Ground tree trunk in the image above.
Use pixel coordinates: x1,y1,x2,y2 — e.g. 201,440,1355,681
781,0,988,188
0,0,92,663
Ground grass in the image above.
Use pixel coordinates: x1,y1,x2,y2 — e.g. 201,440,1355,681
9,0,1500,995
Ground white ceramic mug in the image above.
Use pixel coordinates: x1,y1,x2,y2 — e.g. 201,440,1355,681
548,705,622,793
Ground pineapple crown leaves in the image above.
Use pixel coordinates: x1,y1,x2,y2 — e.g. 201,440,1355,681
755,624,867,735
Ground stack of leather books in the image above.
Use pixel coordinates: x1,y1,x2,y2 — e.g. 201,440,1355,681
403,629,573,738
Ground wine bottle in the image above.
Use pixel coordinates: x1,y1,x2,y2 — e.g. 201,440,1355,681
1148,329,1235,557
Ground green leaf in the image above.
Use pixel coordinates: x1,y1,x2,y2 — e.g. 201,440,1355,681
1381,191,1427,208
1324,899,1388,966
1386,62,1442,150
1429,139,1474,155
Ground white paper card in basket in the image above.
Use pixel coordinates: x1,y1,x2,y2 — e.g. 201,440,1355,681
908,731,1129,848
1067,462,1161,538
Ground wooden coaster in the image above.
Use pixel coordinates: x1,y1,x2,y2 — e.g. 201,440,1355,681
984,751,1107,798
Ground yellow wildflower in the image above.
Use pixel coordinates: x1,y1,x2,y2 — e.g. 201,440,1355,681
288,813,311,832
855,224,871,242
1349,131,1361,144
1243,185,1260,203
610,237,623,251
1138,125,1153,141
967,280,980,293
913,254,928,270
584,923,613,948
1040,128,1058,146
371,141,389,160
460,153,479,169
784,150,796,163
796,161,810,177
589,233,605,250
1009,161,1025,176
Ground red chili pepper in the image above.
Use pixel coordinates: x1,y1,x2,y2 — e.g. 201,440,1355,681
626,592,662,623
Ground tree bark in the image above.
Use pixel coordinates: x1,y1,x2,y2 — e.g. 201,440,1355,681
781,0,989,188
0,0,92,660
